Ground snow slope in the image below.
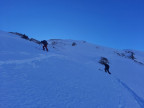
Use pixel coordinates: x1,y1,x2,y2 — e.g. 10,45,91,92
0,30,144,108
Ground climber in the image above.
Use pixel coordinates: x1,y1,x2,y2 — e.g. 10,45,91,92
41,40,48,51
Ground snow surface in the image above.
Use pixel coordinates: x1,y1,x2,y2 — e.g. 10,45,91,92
0,30,144,108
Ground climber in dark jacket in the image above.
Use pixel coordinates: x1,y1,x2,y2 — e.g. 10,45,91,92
103,63,111,74
41,40,48,51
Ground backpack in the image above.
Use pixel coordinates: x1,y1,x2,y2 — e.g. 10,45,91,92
41,40,48,45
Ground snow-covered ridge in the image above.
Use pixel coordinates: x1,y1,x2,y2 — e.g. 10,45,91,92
0,30,144,108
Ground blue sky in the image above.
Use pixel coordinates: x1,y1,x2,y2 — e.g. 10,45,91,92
0,0,144,51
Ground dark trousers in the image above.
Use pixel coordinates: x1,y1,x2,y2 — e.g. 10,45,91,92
43,45,48,51
105,68,111,74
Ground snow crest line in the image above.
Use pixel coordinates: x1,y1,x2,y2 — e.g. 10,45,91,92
116,78,144,108
0,54,65,65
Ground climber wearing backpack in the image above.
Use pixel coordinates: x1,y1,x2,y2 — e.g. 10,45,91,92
103,63,111,74
41,40,48,51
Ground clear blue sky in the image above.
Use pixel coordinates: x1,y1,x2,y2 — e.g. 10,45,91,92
0,0,144,51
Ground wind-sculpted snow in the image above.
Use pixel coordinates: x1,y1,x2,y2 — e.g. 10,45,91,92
0,53,66,65
0,30,144,108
